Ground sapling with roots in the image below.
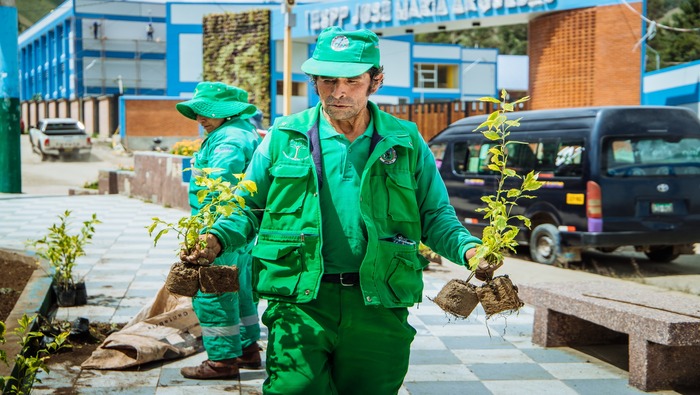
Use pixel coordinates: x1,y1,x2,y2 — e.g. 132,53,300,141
148,167,256,256
467,90,543,271
434,90,543,319
147,168,256,296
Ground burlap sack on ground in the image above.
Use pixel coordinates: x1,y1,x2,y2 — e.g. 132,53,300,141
82,285,202,369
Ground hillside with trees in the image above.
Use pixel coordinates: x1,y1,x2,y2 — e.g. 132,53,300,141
17,0,63,33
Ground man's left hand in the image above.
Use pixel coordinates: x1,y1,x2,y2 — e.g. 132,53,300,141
465,248,503,281
475,260,502,281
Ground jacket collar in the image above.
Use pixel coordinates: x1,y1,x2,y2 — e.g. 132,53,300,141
277,101,414,147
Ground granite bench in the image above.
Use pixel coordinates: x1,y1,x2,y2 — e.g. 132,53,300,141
519,281,700,392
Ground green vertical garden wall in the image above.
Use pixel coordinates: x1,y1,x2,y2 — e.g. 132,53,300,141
203,9,271,127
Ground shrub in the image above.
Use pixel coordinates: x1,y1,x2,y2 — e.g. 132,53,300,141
170,139,202,156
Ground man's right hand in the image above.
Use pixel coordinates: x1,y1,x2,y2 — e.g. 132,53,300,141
180,233,222,265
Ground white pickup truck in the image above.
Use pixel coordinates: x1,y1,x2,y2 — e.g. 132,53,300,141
29,118,93,161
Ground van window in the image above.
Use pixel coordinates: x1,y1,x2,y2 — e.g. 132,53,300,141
552,141,584,177
604,137,700,177
452,141,484,175
430,143,447,169
452,139,584,177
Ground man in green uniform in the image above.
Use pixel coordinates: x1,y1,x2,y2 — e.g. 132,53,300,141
182,29,499,393
175,82,263,380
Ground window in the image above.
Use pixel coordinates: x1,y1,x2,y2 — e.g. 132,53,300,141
604,137,700,177
452,141,483,175
276,80,307,96
414,64,459,89
452,139,585,177
430,143,447,169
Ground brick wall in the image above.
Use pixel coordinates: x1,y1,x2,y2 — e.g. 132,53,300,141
122,98,200,151
124,99,198,137
98,152,190,211
528,3,642,109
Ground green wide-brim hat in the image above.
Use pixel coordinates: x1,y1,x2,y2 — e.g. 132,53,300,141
301,27,380,78
176,82,257,120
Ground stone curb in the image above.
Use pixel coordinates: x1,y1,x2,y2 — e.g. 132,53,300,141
0,248,54,379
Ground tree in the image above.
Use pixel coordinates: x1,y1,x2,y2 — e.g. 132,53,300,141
647,0,700,70
416,25,528,55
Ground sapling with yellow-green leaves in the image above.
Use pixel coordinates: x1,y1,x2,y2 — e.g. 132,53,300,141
0,314,70,395
467,90,543,271
434,90,543,319
147,167,256,296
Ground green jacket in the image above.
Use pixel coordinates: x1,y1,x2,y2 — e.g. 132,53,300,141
210,102,480,308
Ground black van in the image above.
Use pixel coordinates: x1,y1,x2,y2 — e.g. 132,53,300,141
429,106,700,264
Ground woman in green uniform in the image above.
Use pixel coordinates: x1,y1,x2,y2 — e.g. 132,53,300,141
175,82,262,380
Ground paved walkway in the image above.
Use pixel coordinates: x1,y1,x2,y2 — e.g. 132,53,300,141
0,194,679,394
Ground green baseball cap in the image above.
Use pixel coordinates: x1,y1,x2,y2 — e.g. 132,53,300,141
301,27,381,78
176,82,257,120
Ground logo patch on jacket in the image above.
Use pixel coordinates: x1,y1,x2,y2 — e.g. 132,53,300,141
283,139,310,161
214,146,234,154
379,148,397,165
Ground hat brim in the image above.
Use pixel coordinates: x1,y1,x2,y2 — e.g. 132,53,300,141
301,58,374,78
176,99,257,120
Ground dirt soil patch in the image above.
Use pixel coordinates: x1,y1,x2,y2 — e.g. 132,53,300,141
0,251,124,369
0,252,37,323
45,321,125,366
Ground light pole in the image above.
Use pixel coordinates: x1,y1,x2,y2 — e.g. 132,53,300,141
0,0,21,193
282,0,296,116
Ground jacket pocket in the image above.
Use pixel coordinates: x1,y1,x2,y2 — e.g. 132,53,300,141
377,238,426,305
386,172,420,222
370,171,420,222
267,164,311,214
252,241,303,297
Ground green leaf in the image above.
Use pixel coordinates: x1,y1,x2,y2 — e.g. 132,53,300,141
503,168,517,177
513,96,530,104
483,130,500,141
479,96,501,104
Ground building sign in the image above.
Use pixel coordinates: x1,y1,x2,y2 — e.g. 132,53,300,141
305,0,556,32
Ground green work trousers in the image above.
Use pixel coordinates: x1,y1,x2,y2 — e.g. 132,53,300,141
261,282,416,395
192,248,260,361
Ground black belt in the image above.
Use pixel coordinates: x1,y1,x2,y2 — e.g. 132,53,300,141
321,272,360,286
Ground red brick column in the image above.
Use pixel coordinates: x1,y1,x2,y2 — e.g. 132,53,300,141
528,3,642,109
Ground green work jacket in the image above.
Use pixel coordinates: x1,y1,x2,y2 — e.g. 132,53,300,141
210,102,481,308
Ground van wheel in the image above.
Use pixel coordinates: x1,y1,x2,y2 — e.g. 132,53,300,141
644,246,679,263
529,224,560,265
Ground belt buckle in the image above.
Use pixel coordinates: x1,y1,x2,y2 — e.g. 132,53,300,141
339,273,354,287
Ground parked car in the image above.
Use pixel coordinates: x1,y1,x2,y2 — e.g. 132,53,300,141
429,106,700,265
28,118,92,161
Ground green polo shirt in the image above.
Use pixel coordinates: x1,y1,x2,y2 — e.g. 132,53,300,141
318,112,374,275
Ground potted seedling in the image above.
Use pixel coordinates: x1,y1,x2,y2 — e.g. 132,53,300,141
148,168,256,296
434,90,543,319
29,210,100,307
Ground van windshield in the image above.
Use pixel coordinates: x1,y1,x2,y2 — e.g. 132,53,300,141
604,137,700,177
